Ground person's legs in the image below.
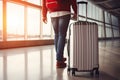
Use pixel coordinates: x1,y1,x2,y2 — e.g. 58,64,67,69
51,17,59,52
57,15,70,61
51,15,70,68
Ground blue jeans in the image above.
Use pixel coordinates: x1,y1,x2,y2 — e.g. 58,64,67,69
51,15,70,61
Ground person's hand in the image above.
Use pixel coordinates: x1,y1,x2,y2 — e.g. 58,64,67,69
71,14,77,21
42,17,47,24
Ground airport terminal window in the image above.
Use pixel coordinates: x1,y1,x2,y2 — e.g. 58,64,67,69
77,0,100,21
91,5,96,20
112,15,119,27
87,2,92,19
113,28,120,37
0,0,119,42
87,2,103,22
42,14,53,39
95,7,103,21
7,2,24,41
26,0,40,5
97,23,105,38
87,3,96,20
105,11,111,24
106,27,112,37
27,7,40,40
78,2,86,20
98,26,105,38
0,1,3,41
6,1,53,41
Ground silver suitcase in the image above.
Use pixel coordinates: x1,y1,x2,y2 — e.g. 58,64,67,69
67,1,99,76
67,21,99,76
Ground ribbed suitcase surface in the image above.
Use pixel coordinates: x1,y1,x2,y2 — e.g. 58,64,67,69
68,21,99,75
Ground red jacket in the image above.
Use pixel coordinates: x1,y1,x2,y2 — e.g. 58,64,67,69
42,0,77,18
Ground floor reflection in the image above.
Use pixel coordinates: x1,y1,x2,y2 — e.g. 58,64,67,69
0,40,120,80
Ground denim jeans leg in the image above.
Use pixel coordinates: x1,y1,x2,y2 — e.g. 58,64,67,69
51,17,59,52
54,34,58,52
57,15,70,61
51,15,70,61
56,34,66,61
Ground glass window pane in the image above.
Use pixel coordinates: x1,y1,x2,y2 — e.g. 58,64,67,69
98,23,105,38
98,9,103,21
0,1,2,41
7,2,24,41
95,7,103,21
113,29,119,37
26,0,40,5
112,15,119,27
27,7,40,40
78,2,86,20
105,11,111,24
106,27,112,37
87,2,92,18
42,14,52,39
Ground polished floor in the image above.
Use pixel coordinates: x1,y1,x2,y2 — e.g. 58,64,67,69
0,40,120,80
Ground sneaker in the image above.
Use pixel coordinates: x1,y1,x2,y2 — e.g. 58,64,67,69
56,61,66,68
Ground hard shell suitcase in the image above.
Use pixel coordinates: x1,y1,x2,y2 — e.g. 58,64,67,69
67,1,99,76
67,21,99,76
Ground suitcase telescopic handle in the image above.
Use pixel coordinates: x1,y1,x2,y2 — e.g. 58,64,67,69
77,1,88,4
77,1,88,21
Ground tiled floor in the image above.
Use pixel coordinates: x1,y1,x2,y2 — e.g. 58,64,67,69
0,40,120,80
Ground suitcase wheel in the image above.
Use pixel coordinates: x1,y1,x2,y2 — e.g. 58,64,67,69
72,70,75,76
71,68,77,76
91,68,99,76
95,69,99,75
90,70,94,76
